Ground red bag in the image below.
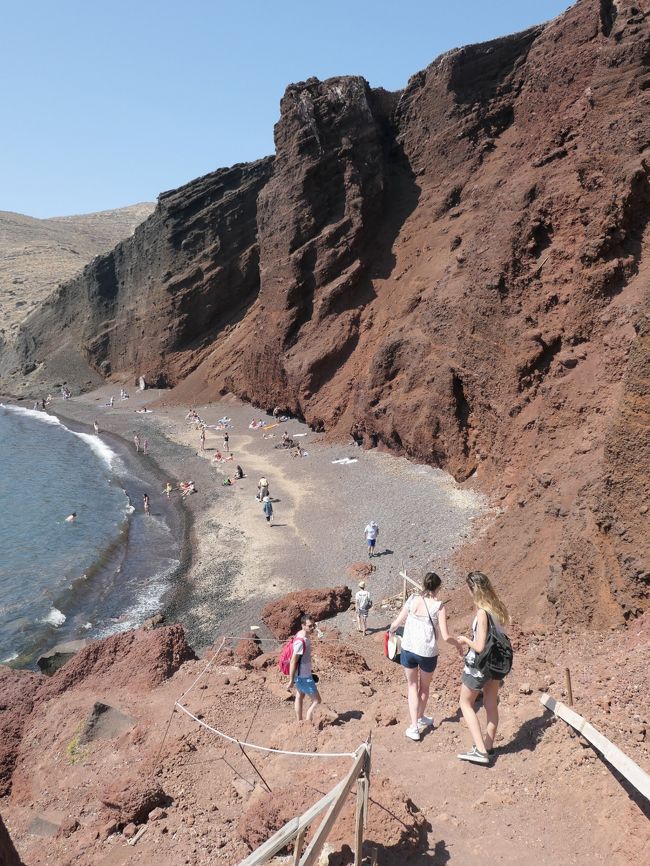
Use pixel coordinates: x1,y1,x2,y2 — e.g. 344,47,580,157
278,635,304,675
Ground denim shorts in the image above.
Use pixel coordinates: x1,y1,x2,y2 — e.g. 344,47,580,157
400,649,438,674
295,675,319,695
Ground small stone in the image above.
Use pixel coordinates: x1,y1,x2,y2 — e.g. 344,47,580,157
519,683,533,695
100,820,118,841
122,823,137,839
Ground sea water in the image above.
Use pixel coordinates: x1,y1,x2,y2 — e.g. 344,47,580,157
0,405,181,667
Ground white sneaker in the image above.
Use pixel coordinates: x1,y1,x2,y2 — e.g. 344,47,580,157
418,715,433,729
457,746,490,765
405,725,421,741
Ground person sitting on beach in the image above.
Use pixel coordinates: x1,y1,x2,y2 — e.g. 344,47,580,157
235,465,244,479
65,512,77,522
213,450,223,462
180,481,196,498
292,445,306,458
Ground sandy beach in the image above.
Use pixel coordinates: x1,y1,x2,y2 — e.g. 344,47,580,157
38,383,488,650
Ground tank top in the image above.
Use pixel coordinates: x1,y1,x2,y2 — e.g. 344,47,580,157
400,595,442,658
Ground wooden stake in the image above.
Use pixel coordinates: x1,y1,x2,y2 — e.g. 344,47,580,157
565,668,573,706
293,828,306,866
354,777,365,866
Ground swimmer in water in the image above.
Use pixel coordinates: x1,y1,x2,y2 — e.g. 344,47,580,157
65,512,77,522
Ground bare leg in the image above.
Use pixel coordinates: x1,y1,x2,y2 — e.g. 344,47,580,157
306,689,322,723
417,669,434,720
404,666,420,728
356,613,362,632
482,679,500,750
460,683,487,753
294,690,304,722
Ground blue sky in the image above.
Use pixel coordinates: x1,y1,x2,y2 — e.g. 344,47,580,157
2,0,572,218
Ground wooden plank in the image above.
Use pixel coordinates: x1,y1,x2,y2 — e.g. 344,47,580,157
300,745,368,866
541,694,650,801
354,777,365,866
399,570,423,593
235,780,344,866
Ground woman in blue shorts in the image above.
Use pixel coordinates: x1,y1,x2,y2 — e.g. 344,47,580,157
388,572,458,741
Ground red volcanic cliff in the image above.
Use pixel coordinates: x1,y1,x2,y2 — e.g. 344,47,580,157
6,0,650,624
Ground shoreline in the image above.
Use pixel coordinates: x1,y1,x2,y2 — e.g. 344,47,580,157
3,384,489,662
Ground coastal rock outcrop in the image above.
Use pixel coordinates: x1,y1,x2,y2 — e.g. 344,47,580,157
4,0,650,626
261,586,353,637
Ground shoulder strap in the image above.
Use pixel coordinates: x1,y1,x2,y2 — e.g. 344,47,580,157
422,597,437,633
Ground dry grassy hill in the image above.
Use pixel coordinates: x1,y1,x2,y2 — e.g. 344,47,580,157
0,203,154,337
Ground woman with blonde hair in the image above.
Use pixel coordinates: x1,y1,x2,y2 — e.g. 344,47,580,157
456,571,511,765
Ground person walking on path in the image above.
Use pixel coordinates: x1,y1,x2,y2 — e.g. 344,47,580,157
364,520,379,558
262,495,273,524
134,434,140,453
456,571,511,765
143,493,150,515
223,431,229,452
355,581,372,635
257,476,269,501
200,427,206,452
287,613,322,723
388,572,458,742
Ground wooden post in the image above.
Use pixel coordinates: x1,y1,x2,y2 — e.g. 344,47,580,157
565,668,573,706
293,828,306,866
354,777,365,866
300,745,368,866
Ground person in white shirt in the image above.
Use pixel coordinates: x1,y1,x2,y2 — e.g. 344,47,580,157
364,521,379,558
355,580,372,635
388,572,459,742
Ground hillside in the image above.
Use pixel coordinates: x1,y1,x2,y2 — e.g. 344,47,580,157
2,0,649,627
0,203,154,339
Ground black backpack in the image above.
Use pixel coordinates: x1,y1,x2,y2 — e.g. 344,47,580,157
474,612,513,679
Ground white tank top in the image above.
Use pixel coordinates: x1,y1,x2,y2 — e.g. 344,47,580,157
401,595,442,658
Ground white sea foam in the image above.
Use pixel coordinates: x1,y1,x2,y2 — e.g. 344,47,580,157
42,607,66,627
72,431,118,470
3,404,119,471
1,651,19,663
3,405,63,426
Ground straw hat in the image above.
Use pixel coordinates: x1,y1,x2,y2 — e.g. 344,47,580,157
358,580,366,589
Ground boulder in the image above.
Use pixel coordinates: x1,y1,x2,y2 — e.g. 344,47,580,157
261,586,352,638
100,776,169,826
41,624,197,697
78,702,136,745
234,638,262,666
36,640,89,675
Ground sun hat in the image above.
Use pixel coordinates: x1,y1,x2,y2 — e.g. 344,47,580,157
358,580,366,589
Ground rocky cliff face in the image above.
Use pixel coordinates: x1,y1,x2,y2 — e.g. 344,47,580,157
5,0,650,624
